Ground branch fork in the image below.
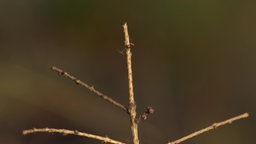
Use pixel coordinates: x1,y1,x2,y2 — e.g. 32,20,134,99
23,23,249,144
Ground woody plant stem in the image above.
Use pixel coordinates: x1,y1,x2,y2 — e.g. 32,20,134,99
123,23,139,144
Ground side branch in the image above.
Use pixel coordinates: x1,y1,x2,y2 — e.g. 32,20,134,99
168,113,249,144
23,128,125,144
123,23,139,144
51,66,127,112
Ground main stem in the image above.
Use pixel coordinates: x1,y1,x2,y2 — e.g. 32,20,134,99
123,23,139,144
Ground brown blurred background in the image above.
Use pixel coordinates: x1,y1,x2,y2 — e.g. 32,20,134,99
0,0,255,144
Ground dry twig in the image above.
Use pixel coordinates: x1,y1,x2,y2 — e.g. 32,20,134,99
51,66,127,112
123,23,140,144
23,128,125,144
168,113,249,144
22,23,250,144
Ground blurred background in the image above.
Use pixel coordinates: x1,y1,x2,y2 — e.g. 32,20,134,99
0,0,255,144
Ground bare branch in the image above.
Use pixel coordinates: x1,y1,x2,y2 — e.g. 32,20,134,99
123,23,140,144
23,128,125,144
168,113,249,144
51,66,127,112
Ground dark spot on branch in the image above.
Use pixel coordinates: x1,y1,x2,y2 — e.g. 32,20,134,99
74,130,79,134
74,79,80,84
146,106,154,114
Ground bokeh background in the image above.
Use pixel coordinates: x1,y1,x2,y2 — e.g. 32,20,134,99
0,0,255,144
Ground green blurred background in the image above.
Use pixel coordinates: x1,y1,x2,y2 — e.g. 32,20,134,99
0,0,255,144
